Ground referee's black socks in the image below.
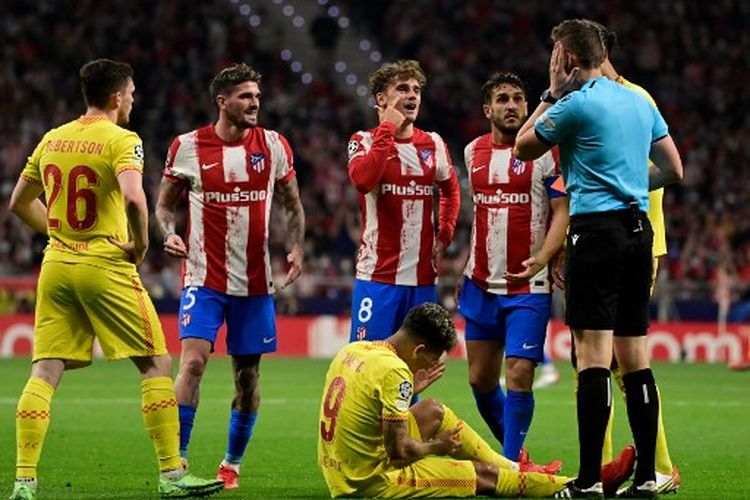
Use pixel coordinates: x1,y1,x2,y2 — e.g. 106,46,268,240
623,368,659,485
576,367,611,488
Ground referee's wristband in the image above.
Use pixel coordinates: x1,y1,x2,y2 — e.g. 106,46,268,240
540,89,559,104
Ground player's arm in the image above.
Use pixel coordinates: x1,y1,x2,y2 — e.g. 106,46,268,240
434,164,460,269
349,96,406,193
115,170,149,265
505,195,569,282
9,178,47,234
382,419,461,468
155,177,188,258
648,135,683,190
276,177,305,288
347,125,396,193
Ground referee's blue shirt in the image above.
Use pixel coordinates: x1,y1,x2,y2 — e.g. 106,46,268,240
534,76,668,216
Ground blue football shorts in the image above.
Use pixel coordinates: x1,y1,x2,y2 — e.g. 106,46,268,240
349,279,437,342
178,286,277,355
458,278,550,362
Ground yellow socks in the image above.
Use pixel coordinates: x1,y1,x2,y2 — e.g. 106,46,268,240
15,377,55,480
438,404,516,470
141,376,182,472
654,387,674,474
495,469,572,497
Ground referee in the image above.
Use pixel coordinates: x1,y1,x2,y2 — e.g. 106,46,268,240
515,19,683,499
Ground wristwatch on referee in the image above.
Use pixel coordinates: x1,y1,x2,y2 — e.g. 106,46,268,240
540,89,559,104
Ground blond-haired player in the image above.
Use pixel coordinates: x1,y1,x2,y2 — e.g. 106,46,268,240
7,59,222,500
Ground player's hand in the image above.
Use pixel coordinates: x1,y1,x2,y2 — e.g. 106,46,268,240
375,95,408,129
549,41,581,98
431,424,462,456
281,244,303,289
163,233,188,259
432,240,446,271
413,359,446,395
503,256,545,283
551,247,567,290
108,237,147,265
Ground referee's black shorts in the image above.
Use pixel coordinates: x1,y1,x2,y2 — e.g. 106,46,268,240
565,209,653,336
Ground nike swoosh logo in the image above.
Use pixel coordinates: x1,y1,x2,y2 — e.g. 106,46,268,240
201,162,219,170
472,164,487,173
522,343,538,350
262,337,276,344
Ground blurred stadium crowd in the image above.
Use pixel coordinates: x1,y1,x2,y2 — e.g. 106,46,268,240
1,0,748,318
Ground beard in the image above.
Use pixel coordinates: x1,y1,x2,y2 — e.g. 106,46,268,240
117,107,130,126
227,107,258,129
492,116,522,135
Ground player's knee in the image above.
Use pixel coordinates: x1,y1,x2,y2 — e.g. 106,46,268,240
423,397,444,424
181,354,207,379
505,358,534,391
469,371,498,393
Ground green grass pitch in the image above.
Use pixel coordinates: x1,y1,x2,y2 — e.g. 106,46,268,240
1,358,748,498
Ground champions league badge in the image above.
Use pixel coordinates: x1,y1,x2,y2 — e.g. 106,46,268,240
398,380,413,401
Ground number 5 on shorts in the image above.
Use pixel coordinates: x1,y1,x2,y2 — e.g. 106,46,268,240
182,286,198,311
357,297,373,323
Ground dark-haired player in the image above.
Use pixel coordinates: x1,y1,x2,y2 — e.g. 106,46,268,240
156,63,305,490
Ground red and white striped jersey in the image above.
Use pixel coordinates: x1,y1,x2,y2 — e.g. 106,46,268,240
164,125,295,296
348,123,460,286
463,134,563,295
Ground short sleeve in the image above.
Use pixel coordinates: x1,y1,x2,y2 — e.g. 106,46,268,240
163,136,184,184
380,366,414,421
651,106,669,143
534,94,580,146
111,131,144,175
270,131,296,184
20,135,48,184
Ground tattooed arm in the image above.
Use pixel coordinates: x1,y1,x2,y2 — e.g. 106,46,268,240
276,177,305,288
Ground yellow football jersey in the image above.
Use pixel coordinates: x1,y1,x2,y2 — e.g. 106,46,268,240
617,77,667,257
318,341,414,497
21,116,144,272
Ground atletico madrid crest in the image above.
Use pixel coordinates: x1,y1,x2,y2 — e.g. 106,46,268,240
249,152,266,172
511,158,526,175
419,149,434,169
356,325,367,340
181,313,191,327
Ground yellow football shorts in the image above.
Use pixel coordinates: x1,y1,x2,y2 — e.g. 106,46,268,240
361,413,477,498
33,261,166,368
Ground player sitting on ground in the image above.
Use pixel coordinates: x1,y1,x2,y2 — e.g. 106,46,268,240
317,303,634,498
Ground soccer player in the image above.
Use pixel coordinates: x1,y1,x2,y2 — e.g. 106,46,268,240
595,22,681,495
7,59,223,500
155,63,305,490
318,303,580,498
457,72,569,463
347,60,460,343
515,20,683,498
